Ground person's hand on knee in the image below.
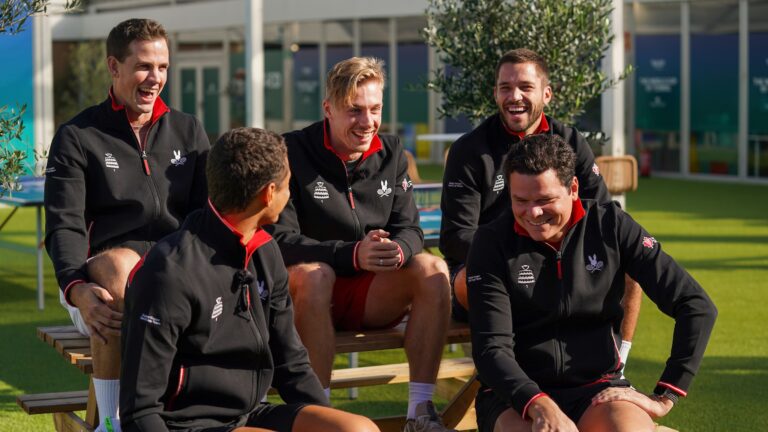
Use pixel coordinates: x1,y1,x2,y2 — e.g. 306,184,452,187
69,282,123,344
527,396,579,432
591,386,673,419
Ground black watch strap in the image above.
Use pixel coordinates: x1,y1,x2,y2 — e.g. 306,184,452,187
654,387,680,405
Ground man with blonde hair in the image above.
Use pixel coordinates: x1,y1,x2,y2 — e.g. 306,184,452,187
268,57,454,432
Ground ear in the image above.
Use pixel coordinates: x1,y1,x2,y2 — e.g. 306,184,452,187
569,176,579,200
106,56,120,77
543,84,553,106
322,99,332,119
262,182,277,207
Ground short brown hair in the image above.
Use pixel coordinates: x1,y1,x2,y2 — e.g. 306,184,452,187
107,18,168,62
325,57,386,107
207,128,288,213
495,48,550,85
504,134,575,187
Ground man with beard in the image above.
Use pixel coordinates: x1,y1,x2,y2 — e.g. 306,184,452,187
440,49,642,371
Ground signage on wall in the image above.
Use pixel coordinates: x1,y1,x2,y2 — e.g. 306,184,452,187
635,35,680,132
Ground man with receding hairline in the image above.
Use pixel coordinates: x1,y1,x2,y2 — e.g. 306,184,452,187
44,18,209,431
268,57,454,432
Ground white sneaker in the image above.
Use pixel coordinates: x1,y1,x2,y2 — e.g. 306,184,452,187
403,401,456,432
94,416,121,432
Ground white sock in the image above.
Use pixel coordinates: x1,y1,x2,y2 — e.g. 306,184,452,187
407,382,435,419
324,387,331,399
619,340,633,374
93,378,121,432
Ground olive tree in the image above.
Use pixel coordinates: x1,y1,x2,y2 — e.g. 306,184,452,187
424,0,630,126
0,0,80,195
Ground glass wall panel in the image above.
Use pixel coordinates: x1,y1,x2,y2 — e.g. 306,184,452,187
633,1,681,174
361,18,391,128
397,16,429,156
690,1,739,175
749,1,768,178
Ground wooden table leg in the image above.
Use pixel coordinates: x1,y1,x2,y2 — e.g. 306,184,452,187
85,378,99,429
440,372,480,429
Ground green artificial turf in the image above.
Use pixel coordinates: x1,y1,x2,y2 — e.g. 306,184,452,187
1,176,767,430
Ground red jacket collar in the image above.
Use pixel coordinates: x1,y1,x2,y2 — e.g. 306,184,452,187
513,198,586,249
322,118,382,162
503,112,550,138
109,87,170,127
208,199,272,266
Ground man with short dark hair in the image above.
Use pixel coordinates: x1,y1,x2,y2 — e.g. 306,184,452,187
441,48,642,370
269,57,454,432
467,133,716,432
120,128,380,432
44,18,208,431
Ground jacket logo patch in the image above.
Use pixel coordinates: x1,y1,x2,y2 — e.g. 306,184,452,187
257,280,268,301
377,180,392,197
313,181,329,202
586,254,604,273
492,175,504,193
643,236,657,249
467,274,482,283
104,153,119,170
517,265,535,285
170,150,187,166
592,163,601,176
139,313,161,326
45,166,56,174
211,297,223,321
447,181,464,188
401,177,413,191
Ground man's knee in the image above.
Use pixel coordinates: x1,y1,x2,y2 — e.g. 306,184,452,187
87,247,141,299
405,254,450,300
288,262,335,309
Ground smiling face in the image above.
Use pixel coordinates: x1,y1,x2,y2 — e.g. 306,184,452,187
108,38,169,124
494,62,552,135
509,168,578,243
323,79,383,161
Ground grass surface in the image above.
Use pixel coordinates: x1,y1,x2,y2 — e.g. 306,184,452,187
1,176,767,430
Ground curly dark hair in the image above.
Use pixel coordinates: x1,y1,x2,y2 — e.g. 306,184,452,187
504,134,575,187
207,128,288,213
495,48,550,85
107,18,168,62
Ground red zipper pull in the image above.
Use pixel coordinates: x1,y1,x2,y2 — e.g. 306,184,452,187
141,150,151,176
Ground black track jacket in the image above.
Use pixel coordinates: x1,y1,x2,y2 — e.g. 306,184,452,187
268,120,423,276
440,114,610,268
466,200,717,416
44,94,209,298
121,203,326,432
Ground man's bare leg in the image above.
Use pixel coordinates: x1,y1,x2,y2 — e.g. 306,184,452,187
288,263,337,389
453,267,468,311
578,399,655,432
86,247,141,431
233,405,379,432
364,253,451,421
620,275,642,371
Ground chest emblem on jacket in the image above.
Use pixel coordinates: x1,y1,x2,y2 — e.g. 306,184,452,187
377,180,392,198
211,297,223,321
313,181,329,202
592,163,601,176
170,150,187,166
586,254,604,273
517,264,535,285
643,236,657,249
492,174,505,193
257,280,268,301
104,153,119,170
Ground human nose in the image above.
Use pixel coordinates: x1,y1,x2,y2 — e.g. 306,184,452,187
530,206,543,218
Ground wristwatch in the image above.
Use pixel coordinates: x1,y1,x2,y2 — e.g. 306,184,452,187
654,388,680,405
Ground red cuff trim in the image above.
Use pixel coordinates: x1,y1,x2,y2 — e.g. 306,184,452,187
522,392,548,420
353,241,361,271
657,382,687,397
395,243,404,268
63,279,87,307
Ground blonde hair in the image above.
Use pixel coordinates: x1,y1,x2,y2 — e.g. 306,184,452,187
325,57,386,107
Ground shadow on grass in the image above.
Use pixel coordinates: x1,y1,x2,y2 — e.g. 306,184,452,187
624,355,768,430
674,255,768,271
0,274,57,304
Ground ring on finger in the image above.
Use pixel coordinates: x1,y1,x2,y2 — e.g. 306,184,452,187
378,258,383,266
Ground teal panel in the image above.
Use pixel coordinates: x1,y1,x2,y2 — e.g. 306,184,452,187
181,68,196,116
265,48,283,121
230,50,246,128
203,67,220,137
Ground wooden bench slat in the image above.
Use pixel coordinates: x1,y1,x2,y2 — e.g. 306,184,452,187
330,357,474,389
17,391,88,415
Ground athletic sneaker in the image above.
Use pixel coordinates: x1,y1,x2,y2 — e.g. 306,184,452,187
403,401,456,432
95,416,121,432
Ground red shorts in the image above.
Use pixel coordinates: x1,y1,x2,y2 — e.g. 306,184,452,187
331,271,406,331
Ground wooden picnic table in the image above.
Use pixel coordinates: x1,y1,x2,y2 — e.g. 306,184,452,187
20,321,479,432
